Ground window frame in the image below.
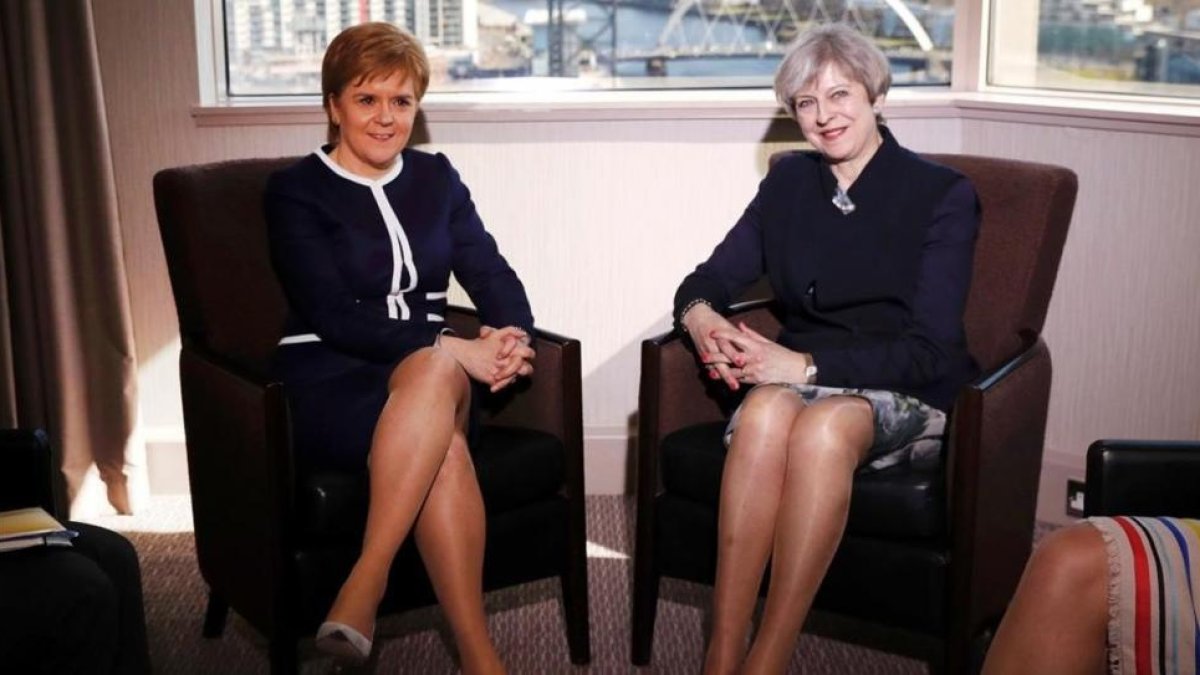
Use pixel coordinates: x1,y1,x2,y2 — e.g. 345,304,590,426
194,0,1200,128
196,0,226,107
980,0,1200,104
202,0,969,104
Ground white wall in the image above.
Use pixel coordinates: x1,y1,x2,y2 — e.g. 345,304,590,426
92,1,1198,520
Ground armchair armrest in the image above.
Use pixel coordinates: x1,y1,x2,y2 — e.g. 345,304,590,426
639,299,781,446
945,336,1052,640
637,298,781,489
0,428,56,514
444,306,581,445
180,343,295,634
1085,440,1200,518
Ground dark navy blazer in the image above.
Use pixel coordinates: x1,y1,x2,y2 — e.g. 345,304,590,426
266,148,534,385
674,128,980,412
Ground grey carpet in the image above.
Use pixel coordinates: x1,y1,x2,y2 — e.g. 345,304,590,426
84,496,996,674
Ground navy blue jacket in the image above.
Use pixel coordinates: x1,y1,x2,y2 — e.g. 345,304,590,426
674,128,980,411
266,148,533,384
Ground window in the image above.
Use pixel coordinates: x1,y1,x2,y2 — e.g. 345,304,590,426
218,0,955,96
988,0,1200,97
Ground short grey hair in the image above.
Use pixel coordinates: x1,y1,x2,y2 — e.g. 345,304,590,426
774,24,892,123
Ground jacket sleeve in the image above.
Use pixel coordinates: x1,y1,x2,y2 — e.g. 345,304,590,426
265,175,441,363
809,177,980,390
672,171,773,330
443,155,535,335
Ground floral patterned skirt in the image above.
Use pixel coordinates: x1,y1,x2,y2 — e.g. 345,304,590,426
723,384,946,472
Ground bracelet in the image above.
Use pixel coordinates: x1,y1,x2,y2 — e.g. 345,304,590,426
678,298,713,334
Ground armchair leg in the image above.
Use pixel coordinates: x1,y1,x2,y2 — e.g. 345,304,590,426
560,567,591,664
269,634,298,675
932,631,974,675
631,570,660,665
202,591,228,638
967,625,996,675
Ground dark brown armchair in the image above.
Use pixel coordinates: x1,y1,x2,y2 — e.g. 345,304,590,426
152,157,589,674
631,154,1077,673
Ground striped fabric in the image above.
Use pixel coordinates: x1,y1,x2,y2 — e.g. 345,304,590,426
1088,516,1200,675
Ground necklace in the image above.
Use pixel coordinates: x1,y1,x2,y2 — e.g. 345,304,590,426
832,186,856,215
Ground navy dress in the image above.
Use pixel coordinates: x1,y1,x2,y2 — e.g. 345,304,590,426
265,148,534,471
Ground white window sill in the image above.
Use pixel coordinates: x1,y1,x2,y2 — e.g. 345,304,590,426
955,90,1200,136
192,88,960,125
192,88,1200,135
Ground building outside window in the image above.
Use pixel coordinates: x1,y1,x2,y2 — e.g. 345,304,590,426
989,0,1200,96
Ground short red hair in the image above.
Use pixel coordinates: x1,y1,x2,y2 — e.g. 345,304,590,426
321,23,430,144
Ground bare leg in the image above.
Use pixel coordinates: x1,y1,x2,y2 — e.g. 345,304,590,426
704,386,805,675
323,347,471,639
413,431,504,675
742,396,873,674
982,524,1109,675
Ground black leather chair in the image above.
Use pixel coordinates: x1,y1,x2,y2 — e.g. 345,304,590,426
631,154,1078,673
153,157,590,674
1085,440,1200,518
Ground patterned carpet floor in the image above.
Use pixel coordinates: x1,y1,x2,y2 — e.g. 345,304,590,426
86,496,950,674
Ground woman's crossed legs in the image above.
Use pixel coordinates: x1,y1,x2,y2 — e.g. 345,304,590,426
324,346,503,674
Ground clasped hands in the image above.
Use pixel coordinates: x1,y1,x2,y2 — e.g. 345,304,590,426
440,325,535,393
681,303,810,391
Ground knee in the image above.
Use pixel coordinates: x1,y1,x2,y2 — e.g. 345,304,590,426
42,554,121,646
70,563,120,623
1022,524,1108,602
388,347,466,392
787,398,873,464
732,386,804,447
73,524,143,589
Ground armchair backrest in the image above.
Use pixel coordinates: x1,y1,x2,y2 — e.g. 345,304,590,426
925,155,1077,371
153,157,300,376
1085,440,1200,518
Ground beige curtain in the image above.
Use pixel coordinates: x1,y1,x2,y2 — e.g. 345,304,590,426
0,1,138,514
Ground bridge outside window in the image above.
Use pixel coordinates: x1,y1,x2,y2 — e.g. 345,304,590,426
219,0,955,95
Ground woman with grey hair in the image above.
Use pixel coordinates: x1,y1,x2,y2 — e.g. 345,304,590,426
674,23,981,673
